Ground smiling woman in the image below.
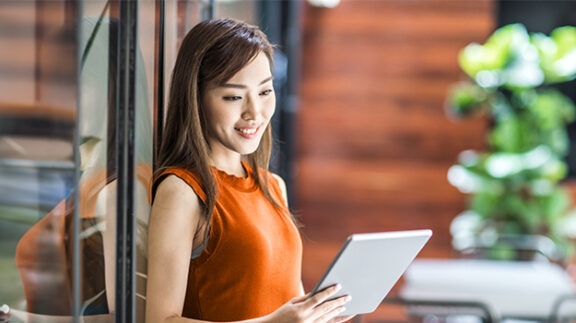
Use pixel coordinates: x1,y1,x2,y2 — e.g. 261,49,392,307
146,18,352,323
0,1,304,322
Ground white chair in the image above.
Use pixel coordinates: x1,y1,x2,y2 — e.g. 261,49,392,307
399,258,576,322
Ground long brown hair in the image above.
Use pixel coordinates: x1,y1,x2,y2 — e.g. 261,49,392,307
155,18,280,221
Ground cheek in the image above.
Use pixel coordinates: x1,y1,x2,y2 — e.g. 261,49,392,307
203,98,229,125
264,96,276,120
209,110,235,131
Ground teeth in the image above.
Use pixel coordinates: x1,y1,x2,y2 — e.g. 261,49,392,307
237,128,256,135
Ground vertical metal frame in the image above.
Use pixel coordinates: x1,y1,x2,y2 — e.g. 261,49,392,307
154,0,166,169
115,1,138,321
72,1,83,320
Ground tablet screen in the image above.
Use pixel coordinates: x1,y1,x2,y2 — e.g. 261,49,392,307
310,229,432,316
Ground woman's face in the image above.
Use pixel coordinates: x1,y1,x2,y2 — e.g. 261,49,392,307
202,51,275,164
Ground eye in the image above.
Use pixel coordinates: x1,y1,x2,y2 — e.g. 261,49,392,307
260,89,273,96
223,95,242,101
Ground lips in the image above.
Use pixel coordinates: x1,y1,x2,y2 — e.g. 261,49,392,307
235,126,259,138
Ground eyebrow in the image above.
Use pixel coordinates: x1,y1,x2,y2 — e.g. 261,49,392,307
221,76,274,89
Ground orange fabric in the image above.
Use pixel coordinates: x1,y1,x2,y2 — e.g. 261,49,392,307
14,199,74,315
14,195,109,315
155,163,302,321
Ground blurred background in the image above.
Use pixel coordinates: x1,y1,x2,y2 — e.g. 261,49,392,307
1,0,576,322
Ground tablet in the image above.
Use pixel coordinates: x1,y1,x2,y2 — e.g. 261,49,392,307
310,229,432,316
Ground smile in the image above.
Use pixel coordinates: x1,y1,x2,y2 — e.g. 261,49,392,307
235,126,259,138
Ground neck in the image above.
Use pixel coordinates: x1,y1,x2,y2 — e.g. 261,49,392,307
210,158,247,178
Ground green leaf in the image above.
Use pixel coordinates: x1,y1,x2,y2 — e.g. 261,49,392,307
534,26,576,82
541,159,568,182
458,24,531,82
489,115,526,152
551,26,576,58
459,44,506,81
471,192,502,219
457,24,529,80
446,82,490,117
539,188,570,222
529,89,574,128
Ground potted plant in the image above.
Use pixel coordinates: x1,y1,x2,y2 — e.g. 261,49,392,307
446,23,576,264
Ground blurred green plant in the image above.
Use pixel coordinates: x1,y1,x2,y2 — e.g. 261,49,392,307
446,23,576,262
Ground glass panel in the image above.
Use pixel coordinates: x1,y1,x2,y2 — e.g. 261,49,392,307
80,0,156,320
135,2,156,321
79,0,115,319
0,1,211,321
81,0,154,320
0,0,78,321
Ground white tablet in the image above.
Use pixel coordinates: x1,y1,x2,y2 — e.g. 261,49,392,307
310,229,432,316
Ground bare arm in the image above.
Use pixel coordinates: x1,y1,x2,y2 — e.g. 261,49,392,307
145,175,205,323
102,181,117,311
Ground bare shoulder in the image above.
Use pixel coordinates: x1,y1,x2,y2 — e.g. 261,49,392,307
155,175,198,203
148,175,203,251
155,174,194,195
152,175,202,221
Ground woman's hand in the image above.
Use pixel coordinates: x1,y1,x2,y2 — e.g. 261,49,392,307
265,284,352,323
328,315,355,323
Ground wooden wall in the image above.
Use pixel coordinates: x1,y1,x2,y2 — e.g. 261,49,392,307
294,0,496,296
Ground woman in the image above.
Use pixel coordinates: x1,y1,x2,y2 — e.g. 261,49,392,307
146,18,351,322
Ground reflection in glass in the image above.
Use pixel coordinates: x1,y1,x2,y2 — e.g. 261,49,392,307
135,2,156,321
0,0,210,321
79,0,153,319
0,0,78,320
77,4,114,316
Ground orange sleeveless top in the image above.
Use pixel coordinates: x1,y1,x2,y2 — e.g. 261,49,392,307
155,162,302,321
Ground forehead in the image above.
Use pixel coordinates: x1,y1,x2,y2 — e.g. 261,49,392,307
225,52,272,83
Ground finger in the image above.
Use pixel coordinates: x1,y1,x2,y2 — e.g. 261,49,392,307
332,315,355,323
315,294,351,312
311,295,351,323
314,305,347,322
306,284,342,308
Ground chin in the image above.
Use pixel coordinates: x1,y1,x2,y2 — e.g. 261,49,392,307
239,148,259,156
238,143,261,155
236,140,262,155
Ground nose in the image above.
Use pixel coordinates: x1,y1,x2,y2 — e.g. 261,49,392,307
241,96,258,121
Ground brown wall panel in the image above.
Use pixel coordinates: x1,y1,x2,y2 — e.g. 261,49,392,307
295,0,496,299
